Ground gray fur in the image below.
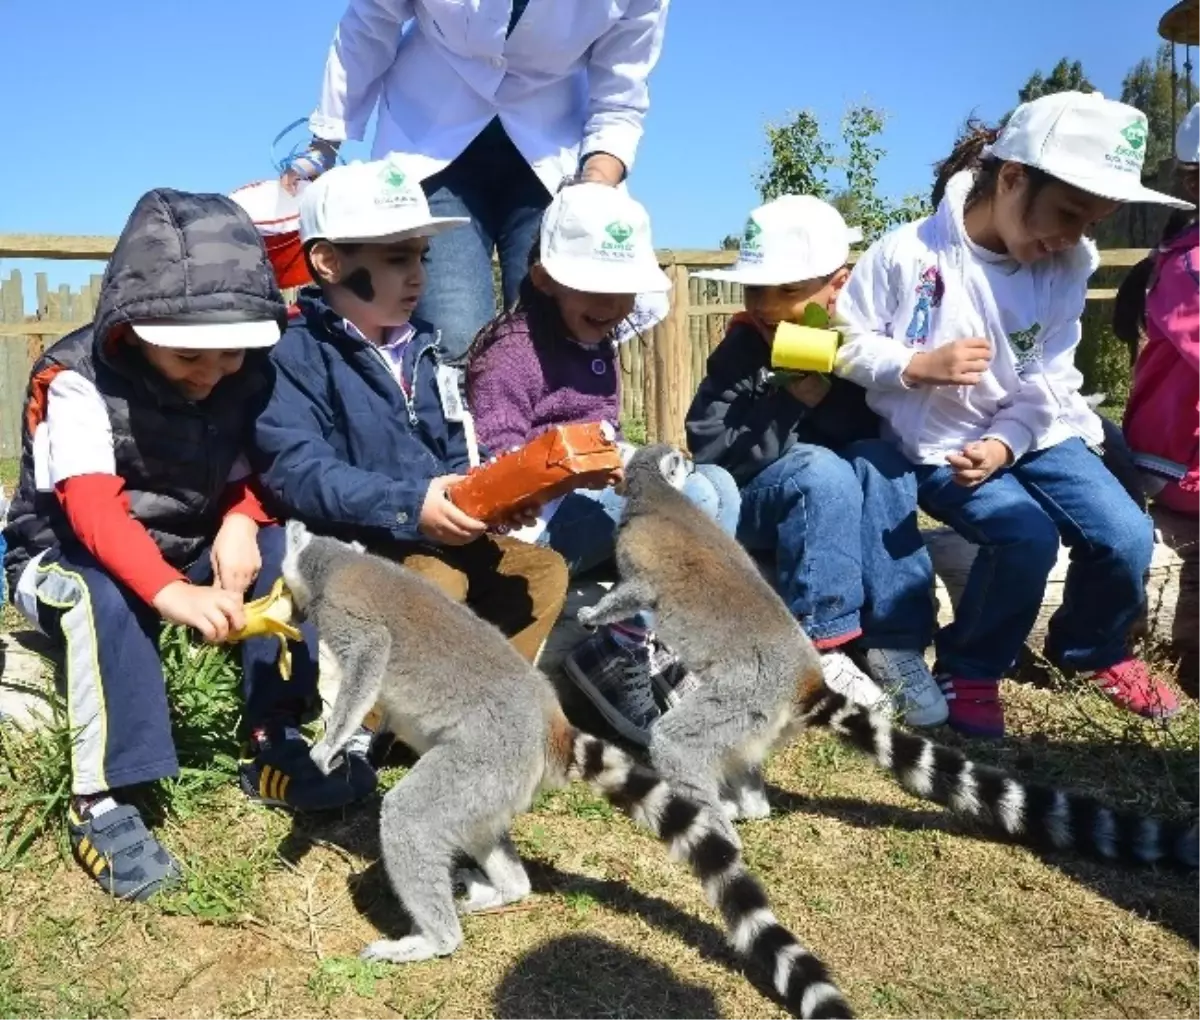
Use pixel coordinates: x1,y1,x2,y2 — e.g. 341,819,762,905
579,445,825,841
589,446,1200,873
282,519,854,1018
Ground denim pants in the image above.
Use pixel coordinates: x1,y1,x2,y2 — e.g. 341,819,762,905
416,124,552,362
916,437,1153,679
737,440,935,650
539,464,742,576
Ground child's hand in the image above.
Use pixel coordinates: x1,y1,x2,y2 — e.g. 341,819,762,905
211,513,262,595
493,506,542,534
785,373,832,407
946,439,1012,487
419,475,489,546
153,581,246,643
903,339,992,386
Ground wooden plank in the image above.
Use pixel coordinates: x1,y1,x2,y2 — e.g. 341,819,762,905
654,264,691,447
0,234,117,259
688,304,744,316
1086,288,1119,301
1097,248,1150,268
0,271,28,459
617,336,632,424
643,322,658,442
0,321,94,336
89,274,104,313
688,275,703,399
629,325,644,428
35,273,49,318
57,285,71,322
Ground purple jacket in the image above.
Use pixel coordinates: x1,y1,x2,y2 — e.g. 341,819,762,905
466,311,621,454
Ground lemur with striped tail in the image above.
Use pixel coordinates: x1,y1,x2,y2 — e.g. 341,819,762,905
282,520,854,1020
578,444,1198,870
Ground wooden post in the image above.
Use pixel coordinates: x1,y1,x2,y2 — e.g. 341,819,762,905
0,271,27,458
654,263,691,447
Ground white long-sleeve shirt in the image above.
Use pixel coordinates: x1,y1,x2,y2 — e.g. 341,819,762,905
309,0,670,194
835,170,1103,466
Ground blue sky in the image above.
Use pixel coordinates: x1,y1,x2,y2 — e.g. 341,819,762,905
0,0,1177,304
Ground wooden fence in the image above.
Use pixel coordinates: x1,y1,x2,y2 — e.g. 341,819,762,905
0,235,1148,458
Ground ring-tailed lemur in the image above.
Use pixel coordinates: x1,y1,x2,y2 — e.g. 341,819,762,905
281,520,854,1020
578,444,1198,869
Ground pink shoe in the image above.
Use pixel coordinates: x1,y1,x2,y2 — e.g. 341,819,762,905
1085,658,1180,719
939,677,1005,738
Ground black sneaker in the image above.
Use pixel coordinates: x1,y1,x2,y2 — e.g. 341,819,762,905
647,635,702,710
562,631,661,747
239,726,376,811
68,798,181,901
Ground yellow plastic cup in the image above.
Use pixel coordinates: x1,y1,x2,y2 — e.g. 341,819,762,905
771,322,841,373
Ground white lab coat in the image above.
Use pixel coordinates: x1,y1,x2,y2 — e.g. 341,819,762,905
309,0,670,194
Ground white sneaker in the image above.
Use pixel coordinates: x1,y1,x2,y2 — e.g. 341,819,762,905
865,648,949,727
820,650,889,714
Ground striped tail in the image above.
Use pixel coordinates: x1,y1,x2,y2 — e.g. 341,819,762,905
568,731,854,1019
799,688,1199,870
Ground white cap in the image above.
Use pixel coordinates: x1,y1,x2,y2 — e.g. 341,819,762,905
539,183,671,294
693,195,861,286
298,155,469,245
984,91,1192,209
1177,103,1200,164
131,320,281,349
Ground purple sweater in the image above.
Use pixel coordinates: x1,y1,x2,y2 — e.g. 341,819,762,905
466,312,620,454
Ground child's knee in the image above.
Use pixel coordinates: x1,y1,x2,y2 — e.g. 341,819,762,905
785,446,859,503
1014,512,1062,575
1098,504,1154,574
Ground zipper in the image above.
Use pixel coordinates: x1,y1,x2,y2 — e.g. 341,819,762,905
365,333,438,427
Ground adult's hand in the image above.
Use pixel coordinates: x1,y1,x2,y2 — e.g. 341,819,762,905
281,138,341,195
577,152,626,187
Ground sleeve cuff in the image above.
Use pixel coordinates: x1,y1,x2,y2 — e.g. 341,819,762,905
982,420,1033,462
308,113,354,144
132,562,188,608
836,341,916,391
581,126,640,173
386,480,430,541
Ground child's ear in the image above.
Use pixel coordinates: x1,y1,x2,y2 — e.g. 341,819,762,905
825,265,852,310
308,241,343,286
529,261,555,296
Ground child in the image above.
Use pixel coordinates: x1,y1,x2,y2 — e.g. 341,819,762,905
687,195,945,726
1120,102,1199,517
253,156,569,671
837,91,1192,737
1,189,373,902
466,183,741,746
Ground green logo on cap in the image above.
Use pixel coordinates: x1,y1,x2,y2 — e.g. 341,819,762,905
382,165,408,190
605,221,634,244
1120,119,1147,152
743,217,763,249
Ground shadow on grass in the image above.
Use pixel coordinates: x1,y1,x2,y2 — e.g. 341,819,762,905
764,713,1199,948
279,813,801,1016
493,933,723,1019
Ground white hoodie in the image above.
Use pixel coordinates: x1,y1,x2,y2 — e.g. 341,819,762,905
835,170,1103,466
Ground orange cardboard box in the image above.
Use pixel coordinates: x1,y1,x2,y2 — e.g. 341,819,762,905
449,422,623,524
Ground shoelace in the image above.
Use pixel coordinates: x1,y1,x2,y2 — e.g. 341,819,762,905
619,655,660,723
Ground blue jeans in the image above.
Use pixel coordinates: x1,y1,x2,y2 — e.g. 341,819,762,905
916,437,1153,679
416,124,551,362
539,463,742,577
737,440,934,649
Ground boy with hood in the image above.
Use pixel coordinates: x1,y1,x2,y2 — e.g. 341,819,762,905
3,189,375,902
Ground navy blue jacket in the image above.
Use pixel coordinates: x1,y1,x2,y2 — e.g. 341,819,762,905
686,316,879,486
253,292,469,545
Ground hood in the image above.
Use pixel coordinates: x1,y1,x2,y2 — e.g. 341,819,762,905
938,170,1099,279
94,188,287,348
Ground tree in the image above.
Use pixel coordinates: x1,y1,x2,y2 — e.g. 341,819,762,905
720,234,741,250
1122,43,1198,170
1018,58,1094,103
753,104,927,244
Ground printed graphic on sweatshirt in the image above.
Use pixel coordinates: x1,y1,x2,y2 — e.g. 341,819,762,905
1007,322,1043,370
904,265,944,345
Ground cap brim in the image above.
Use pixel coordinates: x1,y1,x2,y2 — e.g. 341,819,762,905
325,216,470,245
543,254,672,294
132,320,281,349
1051,168,1195,210
692,260,847,286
